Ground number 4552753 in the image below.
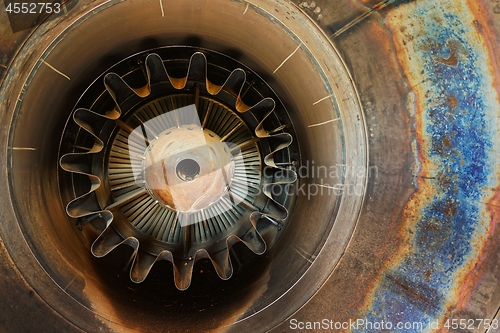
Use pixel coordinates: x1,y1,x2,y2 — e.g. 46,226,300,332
5,2,61,14
444,318,499,330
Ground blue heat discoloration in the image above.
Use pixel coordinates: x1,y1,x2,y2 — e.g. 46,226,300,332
356,1,497,331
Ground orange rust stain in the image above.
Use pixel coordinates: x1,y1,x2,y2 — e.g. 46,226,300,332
442,137,451,148
445,202,456,216
435,49,459,66
467,0,500,98
424,268,434,283
392,278,437,308
447,189,500,311
434,39,469,67
389,14,436,234
446,95,458,108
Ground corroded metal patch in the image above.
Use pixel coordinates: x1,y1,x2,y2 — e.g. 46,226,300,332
358,0,500,330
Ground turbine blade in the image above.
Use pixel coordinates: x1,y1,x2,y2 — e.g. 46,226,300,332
91,227,138,257
213,68,246,96
236,96,275,114
239,227,266,255
66,189,102,218
186,52,208,85
60,153,96,175
261,194,288,220
173,259,195,291
145,53,170,87
104,72,150,109
130,251,160,283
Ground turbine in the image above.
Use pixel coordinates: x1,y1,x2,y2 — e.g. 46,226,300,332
60,51,297,290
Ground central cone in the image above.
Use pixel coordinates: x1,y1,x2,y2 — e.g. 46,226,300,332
143,125,235,212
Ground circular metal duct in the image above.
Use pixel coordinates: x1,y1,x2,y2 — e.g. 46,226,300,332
0,0,499,332
1,0,365,331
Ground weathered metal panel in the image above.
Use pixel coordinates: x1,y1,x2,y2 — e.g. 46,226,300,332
356,0,500,331
278,0,500,331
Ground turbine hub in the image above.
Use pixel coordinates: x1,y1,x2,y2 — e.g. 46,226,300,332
142,125,235,214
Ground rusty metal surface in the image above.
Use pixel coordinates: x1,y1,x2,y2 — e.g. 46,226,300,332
277,0,500,331
360,0,500,330
0,0,365,331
